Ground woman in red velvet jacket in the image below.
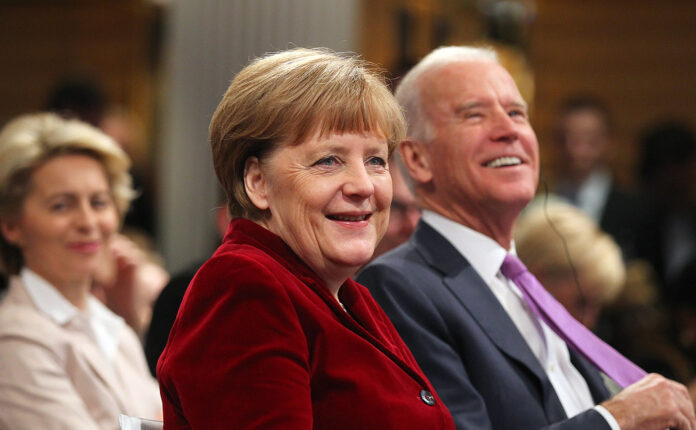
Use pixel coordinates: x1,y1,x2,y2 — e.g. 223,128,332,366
156,48,455,429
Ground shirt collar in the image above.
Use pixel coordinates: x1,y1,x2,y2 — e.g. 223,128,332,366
21,267,78,326
21,267,125,361
421,210,515,283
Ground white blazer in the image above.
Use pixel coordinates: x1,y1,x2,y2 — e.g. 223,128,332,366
0,277,161,430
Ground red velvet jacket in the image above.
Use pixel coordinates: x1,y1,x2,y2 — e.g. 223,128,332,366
157,218,455,429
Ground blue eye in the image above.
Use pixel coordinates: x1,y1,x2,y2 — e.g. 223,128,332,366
509,109,526,118
314,156,338,166
367,156,386,167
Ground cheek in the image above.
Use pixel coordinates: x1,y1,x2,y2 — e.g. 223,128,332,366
101,210,120,236
525,132,540,161
375,177,393,210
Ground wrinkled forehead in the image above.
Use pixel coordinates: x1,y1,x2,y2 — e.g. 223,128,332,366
420,60,524,112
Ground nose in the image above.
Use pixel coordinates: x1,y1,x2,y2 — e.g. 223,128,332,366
343,163,375,198
75,202,98,232
490,110,519,143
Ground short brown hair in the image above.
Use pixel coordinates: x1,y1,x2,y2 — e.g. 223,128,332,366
0,112,135,274
210,48,406,220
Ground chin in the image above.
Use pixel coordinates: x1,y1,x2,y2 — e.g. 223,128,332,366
336,248,376,269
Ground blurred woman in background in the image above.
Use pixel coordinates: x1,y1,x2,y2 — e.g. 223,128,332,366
515,202,625,330
0,113,161,429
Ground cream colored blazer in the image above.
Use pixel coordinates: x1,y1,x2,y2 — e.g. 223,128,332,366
0,277,161,430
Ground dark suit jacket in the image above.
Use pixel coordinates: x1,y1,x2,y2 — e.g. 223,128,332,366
145,262,201,376
357,221,612,430
157,218,455,429
598,186,650,262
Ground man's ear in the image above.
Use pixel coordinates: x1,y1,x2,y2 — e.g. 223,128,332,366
399,139,433,185
243,157,270,211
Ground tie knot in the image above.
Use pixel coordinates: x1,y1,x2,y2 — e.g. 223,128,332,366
500,254,528,279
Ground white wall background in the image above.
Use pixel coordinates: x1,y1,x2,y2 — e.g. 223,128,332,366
157,0,359,272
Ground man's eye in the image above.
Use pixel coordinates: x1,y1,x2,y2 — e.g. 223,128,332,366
509,109,526,118
50,202,67,211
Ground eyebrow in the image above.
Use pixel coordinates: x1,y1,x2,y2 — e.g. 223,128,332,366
454,101,486,114
508,101,529,111
454,100,529,114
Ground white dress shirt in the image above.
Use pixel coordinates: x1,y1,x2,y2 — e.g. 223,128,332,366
573,168,612,224
21,267,125,364
422,210,620,429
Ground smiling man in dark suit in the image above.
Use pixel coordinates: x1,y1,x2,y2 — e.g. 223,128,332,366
357,46,695,430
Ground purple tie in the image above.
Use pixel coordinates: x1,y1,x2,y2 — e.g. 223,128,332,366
500,253,646,388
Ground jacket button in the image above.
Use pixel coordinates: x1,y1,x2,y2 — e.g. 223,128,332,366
420,389,435,406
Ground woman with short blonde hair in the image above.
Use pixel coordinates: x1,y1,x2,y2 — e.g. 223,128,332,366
0,113,160,429
515,202,626,329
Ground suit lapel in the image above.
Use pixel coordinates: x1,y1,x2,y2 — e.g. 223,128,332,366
411,222,567,421
570,349,612,402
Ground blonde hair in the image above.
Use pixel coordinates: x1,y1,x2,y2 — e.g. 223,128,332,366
0,112,134,274
209,47,406,220
515,202,625,304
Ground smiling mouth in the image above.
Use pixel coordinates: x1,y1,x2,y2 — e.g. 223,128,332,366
326,214,372,222
69,241,101,252
485,156,522,168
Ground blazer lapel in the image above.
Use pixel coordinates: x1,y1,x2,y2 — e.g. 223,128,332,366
66,319,131,413
12,278,131,413
411,222,567,421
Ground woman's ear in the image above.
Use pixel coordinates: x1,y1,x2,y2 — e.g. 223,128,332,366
399,140,433,185
243,157,270,211
0,218,23,248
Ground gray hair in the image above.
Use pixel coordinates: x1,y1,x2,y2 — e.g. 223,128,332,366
395,46,499,142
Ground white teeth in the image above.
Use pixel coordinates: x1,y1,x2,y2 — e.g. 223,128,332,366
485,156,521,168
330,215,368,221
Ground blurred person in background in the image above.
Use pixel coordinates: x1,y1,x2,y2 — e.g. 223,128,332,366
372,153,421,259
0,113,161,429
156,48,455,429
515,202,625,331
46,77,156,237
552,96,647,261
637,121,696,292
45,77,107,128
144,203,229,376
92,230,169,341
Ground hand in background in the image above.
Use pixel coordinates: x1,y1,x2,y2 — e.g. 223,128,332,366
92,233,169,339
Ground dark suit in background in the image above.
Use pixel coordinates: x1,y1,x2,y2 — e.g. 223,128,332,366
144,263,200,376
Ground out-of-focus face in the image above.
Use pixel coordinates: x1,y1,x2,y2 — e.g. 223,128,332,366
538,272,603,330
373,165,420,258
1,154,119,290
558,108,609,181
250,131,392,288
419,60,539,222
